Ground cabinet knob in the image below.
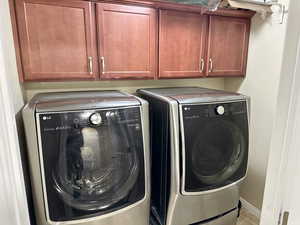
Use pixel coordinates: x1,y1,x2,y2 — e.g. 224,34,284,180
200,58,205,73
101,56,105,74
209,58,213,73
88,56,93,75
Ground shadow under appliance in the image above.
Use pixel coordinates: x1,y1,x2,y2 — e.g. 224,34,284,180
23,91,150,225
138,87,249,225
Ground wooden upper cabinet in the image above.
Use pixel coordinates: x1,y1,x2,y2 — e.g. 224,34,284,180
16,0,98,81
96,3,157,79
207,16,250,77
12,0,252,82
159,9,208,79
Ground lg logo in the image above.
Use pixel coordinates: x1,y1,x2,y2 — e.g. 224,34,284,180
42,116,52,120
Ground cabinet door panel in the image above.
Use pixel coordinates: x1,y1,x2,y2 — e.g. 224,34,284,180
97,3,157,79
159,10,207,79
16,0,98,81
207,16,250,77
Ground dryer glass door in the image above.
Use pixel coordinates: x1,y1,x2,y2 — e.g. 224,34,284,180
180,101,249,193
37,107,145,222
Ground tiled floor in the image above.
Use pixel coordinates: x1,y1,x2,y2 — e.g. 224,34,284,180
237,209,260,225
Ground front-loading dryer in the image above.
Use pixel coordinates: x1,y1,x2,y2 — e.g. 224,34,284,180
138,87,249,225
22,91,150,225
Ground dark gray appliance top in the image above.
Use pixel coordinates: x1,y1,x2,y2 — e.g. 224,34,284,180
28,91,141,112
138,87,248,104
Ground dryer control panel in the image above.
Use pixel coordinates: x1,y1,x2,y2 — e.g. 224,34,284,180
182,101,248,119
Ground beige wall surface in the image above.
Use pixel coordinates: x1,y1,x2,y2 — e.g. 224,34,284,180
23,78,225,101
224,5,290,210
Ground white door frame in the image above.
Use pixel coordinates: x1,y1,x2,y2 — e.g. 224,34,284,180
284,56,300,225
276,39,300,225
260,0,300,224
0,39,31,225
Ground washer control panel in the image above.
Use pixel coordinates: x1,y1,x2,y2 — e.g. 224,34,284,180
39,107,141,132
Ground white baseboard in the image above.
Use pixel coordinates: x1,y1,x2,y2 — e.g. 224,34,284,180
240,197,261,219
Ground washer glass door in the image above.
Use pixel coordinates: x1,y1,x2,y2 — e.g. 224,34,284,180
181,101,249,193
37,107,145,221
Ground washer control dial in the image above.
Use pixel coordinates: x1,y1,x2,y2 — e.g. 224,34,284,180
216,105,225,115
89,113,102,125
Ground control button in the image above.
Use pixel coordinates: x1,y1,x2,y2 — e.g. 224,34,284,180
89,113,102,125
216,105,225,115
106,111,119,119
106,111,115,118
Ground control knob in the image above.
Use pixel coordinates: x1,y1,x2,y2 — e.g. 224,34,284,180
89,113,102,125
216,105,225,115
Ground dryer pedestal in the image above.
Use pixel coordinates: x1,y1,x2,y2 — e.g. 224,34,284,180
168,184,239,225
192,209,238,225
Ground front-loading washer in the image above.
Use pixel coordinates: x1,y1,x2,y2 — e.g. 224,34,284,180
22,91,150,225
138,87,250,225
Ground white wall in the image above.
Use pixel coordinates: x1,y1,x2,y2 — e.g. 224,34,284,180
1,1,24,111
224,1,290,210
0,0,30,225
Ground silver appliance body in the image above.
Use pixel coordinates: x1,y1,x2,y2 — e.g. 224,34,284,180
138,87,250,225
22,91,150,225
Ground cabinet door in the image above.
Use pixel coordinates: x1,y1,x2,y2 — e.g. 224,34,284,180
207,16,250,77
97,3,157,79
159,10,208,79
16,0,98,81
